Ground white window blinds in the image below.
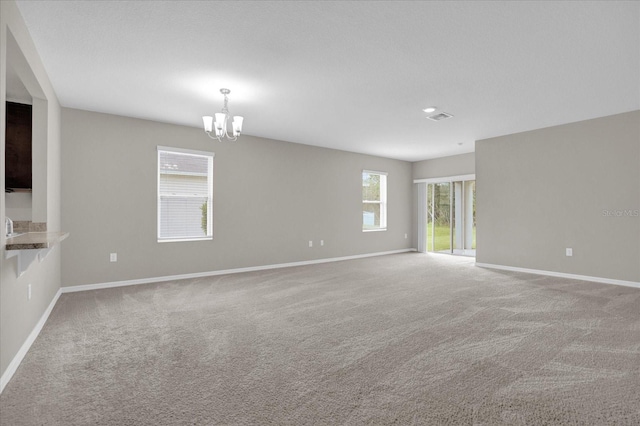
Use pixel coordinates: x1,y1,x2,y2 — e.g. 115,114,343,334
157,147,214,241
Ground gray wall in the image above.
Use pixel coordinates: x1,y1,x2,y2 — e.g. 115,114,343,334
1,1,62,378
412,152,475,180
61,108,413,287
476,111,640,282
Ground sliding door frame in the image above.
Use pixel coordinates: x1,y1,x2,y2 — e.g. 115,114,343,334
414,174,476,255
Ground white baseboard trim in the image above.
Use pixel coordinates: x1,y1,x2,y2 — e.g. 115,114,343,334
0,288,62,394
62,249,416,294
475,262,640,289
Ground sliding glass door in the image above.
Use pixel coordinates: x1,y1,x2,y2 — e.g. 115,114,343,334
452,180,475,255
426,182,451,253
419,178,475,256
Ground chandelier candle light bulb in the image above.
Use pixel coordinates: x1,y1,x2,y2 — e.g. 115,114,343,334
202,88,244,141
202,116,214,133
232,116,243,137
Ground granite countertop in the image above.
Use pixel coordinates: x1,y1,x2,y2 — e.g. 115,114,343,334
5,231,69,250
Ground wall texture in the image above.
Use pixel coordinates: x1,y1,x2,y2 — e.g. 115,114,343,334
1,1,62,379
61,108,413,287
476,111,640,283
412,152,475,180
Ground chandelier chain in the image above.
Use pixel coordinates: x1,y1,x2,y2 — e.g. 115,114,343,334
222,94,229,115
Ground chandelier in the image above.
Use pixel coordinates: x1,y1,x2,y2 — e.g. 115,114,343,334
202,88,244,141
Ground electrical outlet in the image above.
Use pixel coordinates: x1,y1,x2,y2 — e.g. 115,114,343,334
110,253,118,262
566,248,573,257
28,284,32,301
320,240,324,246
308,241,313,248
404,233,408,239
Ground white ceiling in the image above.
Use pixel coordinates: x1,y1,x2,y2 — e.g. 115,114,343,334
14,1,640,162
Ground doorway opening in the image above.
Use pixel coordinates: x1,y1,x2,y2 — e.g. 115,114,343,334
418,176,475,257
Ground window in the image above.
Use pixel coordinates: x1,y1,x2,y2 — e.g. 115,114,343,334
157,146,214,242
362,170,387,231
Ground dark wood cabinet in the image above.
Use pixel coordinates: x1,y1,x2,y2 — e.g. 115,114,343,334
5,101,32,191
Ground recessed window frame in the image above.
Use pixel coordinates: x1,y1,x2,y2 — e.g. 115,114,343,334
362,169,388,232
157,146,214,243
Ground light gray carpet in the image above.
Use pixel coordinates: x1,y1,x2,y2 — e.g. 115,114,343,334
1,253,639,425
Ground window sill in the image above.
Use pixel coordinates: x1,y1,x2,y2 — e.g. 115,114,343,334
158,237,213,243
362,228,387,233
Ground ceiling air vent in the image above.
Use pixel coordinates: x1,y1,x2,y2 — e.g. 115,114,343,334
426,112,453,121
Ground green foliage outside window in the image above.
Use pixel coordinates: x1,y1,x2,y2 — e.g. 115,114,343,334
201,201,208,235
362,173,381,201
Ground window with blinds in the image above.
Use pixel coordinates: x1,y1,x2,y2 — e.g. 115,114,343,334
157,146,214,242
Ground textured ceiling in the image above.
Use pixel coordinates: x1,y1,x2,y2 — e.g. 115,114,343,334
13,1,640,161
